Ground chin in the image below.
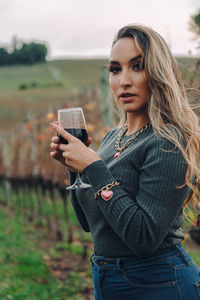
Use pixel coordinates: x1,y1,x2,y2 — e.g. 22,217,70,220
121,106,140,113
121,103,147,114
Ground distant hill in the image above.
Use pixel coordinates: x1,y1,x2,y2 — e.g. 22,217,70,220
0,57,198,133
0,59,107,91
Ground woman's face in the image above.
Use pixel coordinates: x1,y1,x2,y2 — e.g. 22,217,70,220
109,37,150,116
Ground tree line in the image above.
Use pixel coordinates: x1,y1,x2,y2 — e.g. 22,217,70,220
0,36,48,65
189,9,200,49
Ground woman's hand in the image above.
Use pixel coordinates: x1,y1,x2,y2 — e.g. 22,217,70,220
50,135,66,166
50,122,101,173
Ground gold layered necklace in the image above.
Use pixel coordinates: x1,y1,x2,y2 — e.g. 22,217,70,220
114,122,152,159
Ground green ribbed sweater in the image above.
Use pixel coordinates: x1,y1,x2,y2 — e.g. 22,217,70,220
70,126,191,257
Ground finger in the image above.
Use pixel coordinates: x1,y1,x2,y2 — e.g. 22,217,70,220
51,120,59,126
85,137,92,147
50,150,58,157
50,122,74,143
59,143,69,151
51,136,59,143
62,151,67,158
50,142,59,150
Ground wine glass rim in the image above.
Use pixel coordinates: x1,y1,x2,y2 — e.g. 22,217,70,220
58,107,83,112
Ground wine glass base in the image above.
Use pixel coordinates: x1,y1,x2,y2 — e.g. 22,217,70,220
66,182,91,190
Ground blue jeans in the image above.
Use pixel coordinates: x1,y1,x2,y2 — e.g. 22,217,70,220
90,244,200,300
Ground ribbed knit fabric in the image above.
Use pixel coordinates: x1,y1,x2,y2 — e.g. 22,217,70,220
70,126,191,258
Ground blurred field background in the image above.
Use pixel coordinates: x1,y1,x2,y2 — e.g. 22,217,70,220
0,59,108,133
0,56,199,300
0,57,199,132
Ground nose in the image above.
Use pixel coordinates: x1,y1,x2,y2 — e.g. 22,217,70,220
119,69,132,87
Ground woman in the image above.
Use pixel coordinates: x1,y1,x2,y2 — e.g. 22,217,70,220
50,24,200,299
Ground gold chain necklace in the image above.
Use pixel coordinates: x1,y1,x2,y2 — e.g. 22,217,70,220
114,122,152,159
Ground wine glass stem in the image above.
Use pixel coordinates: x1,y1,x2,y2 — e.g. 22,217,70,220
75,172,82,185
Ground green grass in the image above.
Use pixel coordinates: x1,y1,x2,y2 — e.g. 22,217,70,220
0,210,58,299
0,190,199,300
0,209,92,300
0,59,107,91
0,63,56,91
187,248,200,266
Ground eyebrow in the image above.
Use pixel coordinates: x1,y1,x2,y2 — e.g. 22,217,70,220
109,54,142,65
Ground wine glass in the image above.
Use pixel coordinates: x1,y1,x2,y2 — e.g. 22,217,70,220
58,107,92,190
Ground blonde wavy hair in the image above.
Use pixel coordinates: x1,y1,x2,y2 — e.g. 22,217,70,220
111,24,200,208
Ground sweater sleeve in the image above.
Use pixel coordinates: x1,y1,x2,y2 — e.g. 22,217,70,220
67,129,117,233
69,171,90,232
82,138,190,257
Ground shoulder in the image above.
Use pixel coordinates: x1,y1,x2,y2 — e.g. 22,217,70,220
135,126,165,153
142,126,180,149
142,126,186,165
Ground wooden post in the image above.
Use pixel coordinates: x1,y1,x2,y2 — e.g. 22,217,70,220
5,179,12,207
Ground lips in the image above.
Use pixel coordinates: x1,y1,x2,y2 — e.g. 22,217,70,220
119,92,136,102
119,92,136,98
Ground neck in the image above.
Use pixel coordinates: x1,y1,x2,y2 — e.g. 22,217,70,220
125,113,150,135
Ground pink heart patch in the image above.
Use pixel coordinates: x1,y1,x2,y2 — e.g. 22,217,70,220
114,152,120,159
101,190,113,201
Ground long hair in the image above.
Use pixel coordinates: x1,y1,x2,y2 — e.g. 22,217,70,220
111,24,200,208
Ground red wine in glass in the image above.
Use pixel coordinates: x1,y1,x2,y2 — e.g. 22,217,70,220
57,108,91,190
58,128,88,144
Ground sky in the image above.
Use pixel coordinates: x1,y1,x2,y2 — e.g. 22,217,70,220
0,0,199,59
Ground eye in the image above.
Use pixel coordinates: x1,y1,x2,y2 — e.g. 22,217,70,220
109,65,121,74
132,61,144,71
132,63,140,71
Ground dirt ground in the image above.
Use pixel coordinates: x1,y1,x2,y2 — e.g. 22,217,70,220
36,230,94,300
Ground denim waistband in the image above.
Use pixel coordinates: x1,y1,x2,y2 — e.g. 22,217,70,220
91,244,183,266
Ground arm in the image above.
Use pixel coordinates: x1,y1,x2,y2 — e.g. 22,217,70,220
82,138,190,256
67,130,116,233
69,171,90,232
